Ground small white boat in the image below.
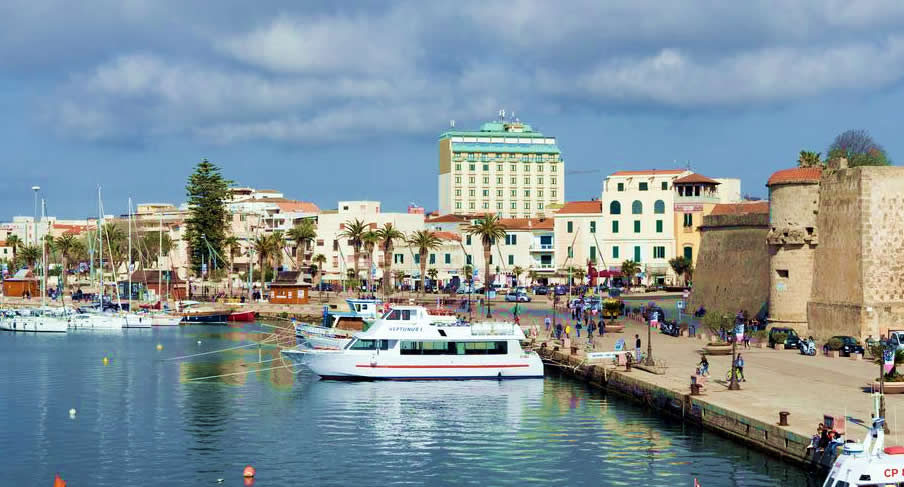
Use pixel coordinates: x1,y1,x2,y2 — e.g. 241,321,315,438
283,305,543,380
823,417,903,486
149,313,182,326
295,323,353,350
0,309,68,333
122,313,151,328
68,312,123,330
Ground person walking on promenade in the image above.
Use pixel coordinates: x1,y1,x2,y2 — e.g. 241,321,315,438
635,334,642,361
743,327,751,349
544,315,551,333
555,322,563,340
575,320,582,338
587,318,595,339
735,354,746,381
697,354,709,376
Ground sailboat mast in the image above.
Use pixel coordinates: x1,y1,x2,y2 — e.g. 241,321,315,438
98,186,104,305
128,197,132,312
158,212,163,305
40,198,46,309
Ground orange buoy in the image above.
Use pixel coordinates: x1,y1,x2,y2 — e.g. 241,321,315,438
243,465,256,478
53,473,67,487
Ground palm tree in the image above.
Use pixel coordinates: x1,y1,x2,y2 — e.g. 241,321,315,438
527,270,539,288
312,253,327,303
668,256,693,286
573,267,586,285
393,270,406,292
338,218,370,287
6,234,21,269
55,234,79,299
251,235,271,284
19,244,40,271
223,235,241,296
375,223,405,298
361,230,380,295
797,150,823,168
427,267,439,292
621,260,641,288
511,266,524,287
101,222,127,278
286,220,317,270
407,230,442,297
465,215,508,317
267,231,286,282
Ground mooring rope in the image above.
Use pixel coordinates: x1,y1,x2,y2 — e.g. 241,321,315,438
160,333,281,361
187,362,298,381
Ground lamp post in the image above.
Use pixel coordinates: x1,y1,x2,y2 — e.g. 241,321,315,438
880,345,890,433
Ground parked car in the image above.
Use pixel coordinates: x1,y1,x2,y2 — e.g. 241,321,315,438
553,285,567,296
505,292,531,303
888,331,904,351
534,285,549,295
830,336,865,357
768,327,801,349
314,282,333,292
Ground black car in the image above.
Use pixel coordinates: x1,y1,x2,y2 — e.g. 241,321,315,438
831,336,865,357
534,285,549,295
768,327,801,349
314,282,333,292
553,285,567,296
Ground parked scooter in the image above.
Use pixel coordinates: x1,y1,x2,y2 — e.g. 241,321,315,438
799,337,816,356
659,320,681,337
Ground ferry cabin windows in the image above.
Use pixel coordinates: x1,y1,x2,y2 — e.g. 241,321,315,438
399,341,508,355
384,309,413,320
348,339,390,350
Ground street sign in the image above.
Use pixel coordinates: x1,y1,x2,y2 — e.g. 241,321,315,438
201,263,208,276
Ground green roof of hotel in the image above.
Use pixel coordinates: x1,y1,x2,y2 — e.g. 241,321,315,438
440,120,560,154
439,120,545,139
450,143,560,154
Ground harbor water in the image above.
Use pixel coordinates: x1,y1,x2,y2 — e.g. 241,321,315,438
0,324,820,486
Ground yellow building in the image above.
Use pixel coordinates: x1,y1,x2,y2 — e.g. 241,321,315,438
672,173,742,267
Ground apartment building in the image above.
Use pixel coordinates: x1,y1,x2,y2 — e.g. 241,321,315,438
553,201,604,281
437,117,564,219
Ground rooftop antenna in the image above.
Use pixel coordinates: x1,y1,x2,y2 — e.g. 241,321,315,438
498,109,506,121
685,160,692,171
450,120,455,128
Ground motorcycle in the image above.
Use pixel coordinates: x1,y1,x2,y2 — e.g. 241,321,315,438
798,338,816,356
659,320,681,337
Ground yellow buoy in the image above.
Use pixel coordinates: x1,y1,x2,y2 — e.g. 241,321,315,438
102,357,109,366
156,344,163,351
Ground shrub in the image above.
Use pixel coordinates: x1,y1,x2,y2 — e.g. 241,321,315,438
751,330,768,340
772,332,788,345
827,337,844,351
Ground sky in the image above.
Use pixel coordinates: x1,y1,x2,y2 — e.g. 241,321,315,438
1,0,903,219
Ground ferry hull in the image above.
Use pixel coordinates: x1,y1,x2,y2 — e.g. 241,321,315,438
293,350,544,380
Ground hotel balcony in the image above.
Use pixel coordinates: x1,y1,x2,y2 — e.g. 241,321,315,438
529,243,555,252
530,262,555,271
675,194,720,204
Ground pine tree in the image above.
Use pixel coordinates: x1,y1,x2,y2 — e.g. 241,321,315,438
184,159,233,276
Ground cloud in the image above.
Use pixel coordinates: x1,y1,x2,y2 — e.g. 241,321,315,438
35,0,904,144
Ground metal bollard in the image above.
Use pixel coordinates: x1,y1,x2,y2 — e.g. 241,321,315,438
779,411,790,426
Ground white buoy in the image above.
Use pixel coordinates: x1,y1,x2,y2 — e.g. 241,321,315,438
69,408,76,418
197,340,202,345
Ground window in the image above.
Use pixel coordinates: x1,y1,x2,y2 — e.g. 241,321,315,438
551,165,557,172
538,190,544,197
483,176,489,184
538,202,544,209
524,190,530,197
466,235,471,245
654,200,665,214
617,182,624,192
656,220,663,233
429,253,436,264
521,155,528,162
639,182,649,191
483,164,489,171
525,164,530,172
469,189,475,197
414,254,420,264
481,154,488,162
511,177,517,185
482,189,489,197
399,341,507,355
455,176,461,184
538,177,544,184
496,177,503,184
469,176,475,184
524,202,530,209
683,246,693,262
568,246,573,258
683,213,693,227
445,253,451,264
524,177,530,185
612,221,619,233
612,246,619,259
590,246,597,261
511,202,517,209
610,201,621,214
469,163,475,171
508,255,514,265
511,164,516,171
538,164,544,172
316,239,324,246
633,246,641,262
632,200,643,214
348,339,389,350
777,269,789,278
455,201,462,210
590,221,596,233
467,153,476,161
634,220,641,233
505,234,517,245
567,221,573,233
394,253,404,264
489,255,493,264
466,255,472,265
653,246,665,259
455,189,461,196
469,202,475,210
455,163,461,171
482,202,489,209
661,181,668,190
511,190,517,197
496,202,503,210
551,177,557,184
497,164,503,171
551,190,557,197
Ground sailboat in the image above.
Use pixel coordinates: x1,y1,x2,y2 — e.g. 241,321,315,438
120,197,150,328
0,197,68,333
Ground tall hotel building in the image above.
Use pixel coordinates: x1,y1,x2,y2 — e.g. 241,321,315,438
437,119,564,218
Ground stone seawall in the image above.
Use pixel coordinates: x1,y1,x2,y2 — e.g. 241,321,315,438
539,348,825,467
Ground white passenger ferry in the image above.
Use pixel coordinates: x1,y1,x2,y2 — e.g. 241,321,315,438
823,417,904,487
283,305,543,380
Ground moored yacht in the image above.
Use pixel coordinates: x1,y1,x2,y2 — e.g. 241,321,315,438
823,418,904,486
0,308,68,333
283,305,543,380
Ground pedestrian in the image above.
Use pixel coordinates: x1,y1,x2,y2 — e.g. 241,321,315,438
735,354,745,381
575,321,582,338
555,322,563,339
599,319,605,337
587,319,596,338
697,354,709,376
743,328,751,349
544,315,551,332
635,334,642,361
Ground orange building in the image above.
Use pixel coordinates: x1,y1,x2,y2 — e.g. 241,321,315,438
269,271,312,304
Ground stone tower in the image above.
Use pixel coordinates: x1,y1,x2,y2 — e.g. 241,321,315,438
766,167,822,333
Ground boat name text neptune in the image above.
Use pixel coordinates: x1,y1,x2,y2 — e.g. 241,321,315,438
388,327,422,332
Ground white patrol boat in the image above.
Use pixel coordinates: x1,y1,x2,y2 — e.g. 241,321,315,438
823,418,904,487
283,305,543,380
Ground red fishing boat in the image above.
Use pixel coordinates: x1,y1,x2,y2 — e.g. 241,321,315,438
228,310,257,322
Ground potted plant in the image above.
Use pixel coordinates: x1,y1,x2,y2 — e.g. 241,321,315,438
870,346,904,393
751,330,769,348
701,311,733,355
826,337,844,358
771,332,788,349
602,299,624,332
